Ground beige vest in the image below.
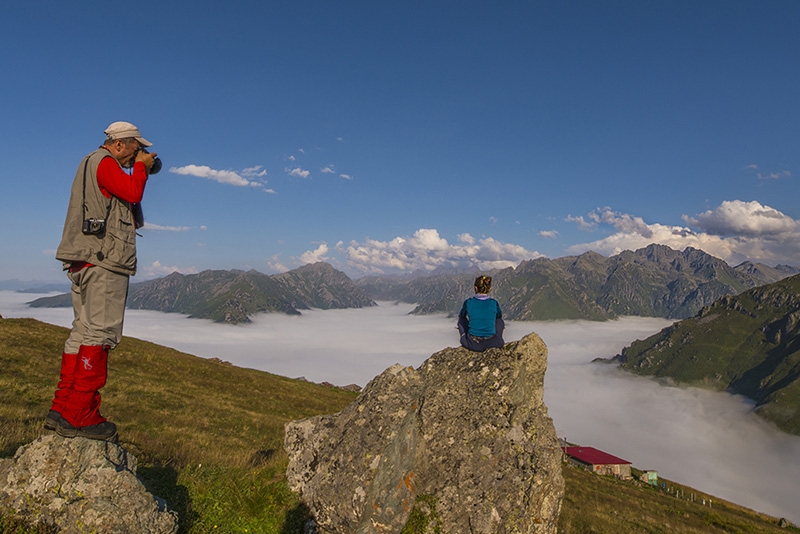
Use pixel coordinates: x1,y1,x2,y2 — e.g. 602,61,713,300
56,149,139,276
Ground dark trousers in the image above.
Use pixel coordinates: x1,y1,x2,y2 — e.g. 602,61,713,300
458,317,505,352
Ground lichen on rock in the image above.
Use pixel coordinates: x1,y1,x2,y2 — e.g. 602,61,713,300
0,434,178,533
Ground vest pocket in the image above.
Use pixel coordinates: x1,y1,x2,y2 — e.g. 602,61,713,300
101,215,136,271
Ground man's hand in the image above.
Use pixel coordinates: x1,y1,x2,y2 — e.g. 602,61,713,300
135,150,158,172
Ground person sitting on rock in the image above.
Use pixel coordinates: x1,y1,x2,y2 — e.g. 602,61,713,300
458,275,505,352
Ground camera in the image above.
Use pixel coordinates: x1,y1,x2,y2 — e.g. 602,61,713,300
82,218,106,236
139,148,162,174
150,155,163,174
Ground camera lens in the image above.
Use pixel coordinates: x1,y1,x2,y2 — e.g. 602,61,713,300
150,157,163,175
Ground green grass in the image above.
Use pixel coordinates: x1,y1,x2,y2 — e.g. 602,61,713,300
559,464,798,534
1,317,797,533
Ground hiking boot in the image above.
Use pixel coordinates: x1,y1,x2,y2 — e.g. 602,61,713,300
54,416,78,438
55,418,117,441
44,409,67,431
74,421,118,442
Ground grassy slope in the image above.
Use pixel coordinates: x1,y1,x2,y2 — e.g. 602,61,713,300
1,318,795,533
619,274,800,435
559,465,797,534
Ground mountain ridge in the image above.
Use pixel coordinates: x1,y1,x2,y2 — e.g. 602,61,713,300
25,245,799,324
28,262,376,324
355,244,799,321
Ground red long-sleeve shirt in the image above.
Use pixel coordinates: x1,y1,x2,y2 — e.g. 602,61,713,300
96,156,148,203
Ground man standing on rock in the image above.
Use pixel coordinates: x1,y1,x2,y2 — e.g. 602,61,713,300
45,121,158,441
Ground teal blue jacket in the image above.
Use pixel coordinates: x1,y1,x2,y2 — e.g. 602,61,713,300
458,295,502,337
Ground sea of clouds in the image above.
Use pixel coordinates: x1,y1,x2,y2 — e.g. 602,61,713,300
2,291,798,524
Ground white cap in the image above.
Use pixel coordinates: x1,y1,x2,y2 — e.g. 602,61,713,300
104,121,152,147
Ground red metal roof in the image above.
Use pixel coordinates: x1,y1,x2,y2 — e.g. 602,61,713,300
563,446,631,466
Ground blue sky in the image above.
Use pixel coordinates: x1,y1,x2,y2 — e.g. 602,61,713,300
1,1,798,281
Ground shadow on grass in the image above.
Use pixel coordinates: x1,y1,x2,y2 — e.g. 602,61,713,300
138,465,196,534
281,502,313,534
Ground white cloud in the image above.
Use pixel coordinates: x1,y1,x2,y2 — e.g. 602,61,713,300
590,209,653,238
141,260,199,278
565,214,596,231
242,166,267,177
316,163,352,180
286,167,311,179
142,223,192,232
299,243,330,265
683,200,799,237
567,202,800,266
539,230,558,239
267,254,289,273
746,164,791,181
458,233,475,245
169,164,271,192
342,228,542,274
758,170,791,181
170,165,252,187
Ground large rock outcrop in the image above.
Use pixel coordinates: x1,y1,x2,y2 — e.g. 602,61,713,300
0,434,178,533
285,332,564,534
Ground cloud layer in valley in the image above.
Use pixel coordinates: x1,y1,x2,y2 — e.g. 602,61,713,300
2,291,798,524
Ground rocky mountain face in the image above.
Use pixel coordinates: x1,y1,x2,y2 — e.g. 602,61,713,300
615,273,800,435
270,261,374,310
733,261,800,286
284,333,564,534
355,244,799,321
0,434,178,533
29,262,376,324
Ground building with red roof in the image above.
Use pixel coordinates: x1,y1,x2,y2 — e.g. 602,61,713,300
562,446,632,479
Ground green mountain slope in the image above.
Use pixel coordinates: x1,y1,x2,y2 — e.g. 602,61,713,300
1,318,795,533
617,273,800,435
